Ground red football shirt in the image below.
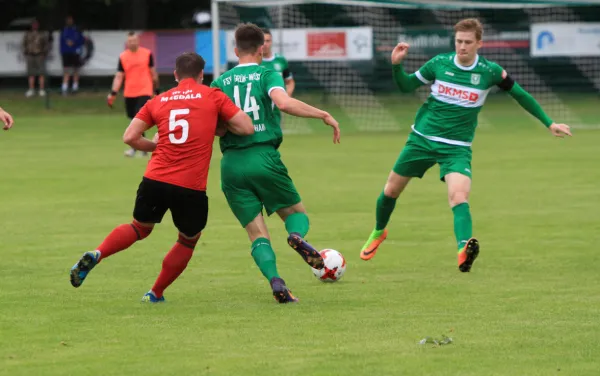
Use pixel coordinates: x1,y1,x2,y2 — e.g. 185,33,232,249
135,78,239,191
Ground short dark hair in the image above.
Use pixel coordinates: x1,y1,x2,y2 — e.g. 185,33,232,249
175,52,206,80
261,28,272,36
235,23,264,54
128,31,136,37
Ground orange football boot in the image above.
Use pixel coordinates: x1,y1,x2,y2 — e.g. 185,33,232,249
360,229,388,260
458,238,480,272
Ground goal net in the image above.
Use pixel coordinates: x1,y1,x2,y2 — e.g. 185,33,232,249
212,0,600,132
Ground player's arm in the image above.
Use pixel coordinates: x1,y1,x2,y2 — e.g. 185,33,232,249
123,118,156,152
270,89,324,118
210,81,230,136
107,58,125,108
392,65,426,93
391,43,431,93
498,70,572,137
124,101,157,151
282,61,295,96
270,88,340,143
213,89,254,136
225,111,254,136
0,107,14,130
149,54,160,94
285,77,295,97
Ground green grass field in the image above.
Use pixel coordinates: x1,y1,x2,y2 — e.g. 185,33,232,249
1,93,599,375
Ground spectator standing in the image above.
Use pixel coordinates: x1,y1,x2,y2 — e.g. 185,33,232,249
22,19,49,97
60,16,84,95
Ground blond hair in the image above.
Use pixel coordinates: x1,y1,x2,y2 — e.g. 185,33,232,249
454,18,483,41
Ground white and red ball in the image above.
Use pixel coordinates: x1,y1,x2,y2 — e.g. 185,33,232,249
311,249,346,282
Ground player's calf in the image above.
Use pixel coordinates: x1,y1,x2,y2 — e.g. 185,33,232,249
149,232,200,300
96,221,153,261
287,233,324,270
70,218,153,289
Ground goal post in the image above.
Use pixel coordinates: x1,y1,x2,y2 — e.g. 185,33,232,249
211,0,600,132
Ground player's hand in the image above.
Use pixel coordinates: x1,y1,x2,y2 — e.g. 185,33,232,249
107,93,116,108
391,43,410,65
1,109,14,130
549,123,572,138
322,113,340,144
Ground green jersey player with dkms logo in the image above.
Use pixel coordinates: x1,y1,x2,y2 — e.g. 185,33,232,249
360,18,572,272
211,23,340,303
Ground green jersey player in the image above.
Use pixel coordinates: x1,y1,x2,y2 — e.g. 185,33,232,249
360,18,572,272
261,29,295,96
211,23,340,303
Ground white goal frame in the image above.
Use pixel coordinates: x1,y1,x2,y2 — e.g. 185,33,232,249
210,0,598,77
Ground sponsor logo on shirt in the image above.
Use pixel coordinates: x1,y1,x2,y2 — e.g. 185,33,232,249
430,80,490,108
160,90,202,102
437,83,480,102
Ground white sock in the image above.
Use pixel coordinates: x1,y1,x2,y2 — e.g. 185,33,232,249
72,82,79,90
61,83,68,92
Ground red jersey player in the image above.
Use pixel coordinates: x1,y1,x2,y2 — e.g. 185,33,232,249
69,52,253,302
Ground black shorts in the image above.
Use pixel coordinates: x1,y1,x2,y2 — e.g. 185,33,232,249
62,53,81,68
133,177,208,237
125,96,152,119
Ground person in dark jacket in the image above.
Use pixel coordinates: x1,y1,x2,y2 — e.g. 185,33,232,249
60,15,84,95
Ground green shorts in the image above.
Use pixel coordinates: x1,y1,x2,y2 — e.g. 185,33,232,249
221,145,301,227
393,133,473,181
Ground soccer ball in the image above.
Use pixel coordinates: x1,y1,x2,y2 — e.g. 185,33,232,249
311,249,346,282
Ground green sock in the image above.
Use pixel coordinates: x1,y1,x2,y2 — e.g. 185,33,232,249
452,203,472,250
251,238,280,281
376,191,397,231
285,212,310,238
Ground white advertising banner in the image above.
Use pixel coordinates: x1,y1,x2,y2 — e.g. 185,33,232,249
0,31,127,76
531,23,600,57
226,27,372,62
0,32,29,75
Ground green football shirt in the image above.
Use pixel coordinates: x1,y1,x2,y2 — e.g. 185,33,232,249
211,63,287,152
261,54,292,80
411,52,505,145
